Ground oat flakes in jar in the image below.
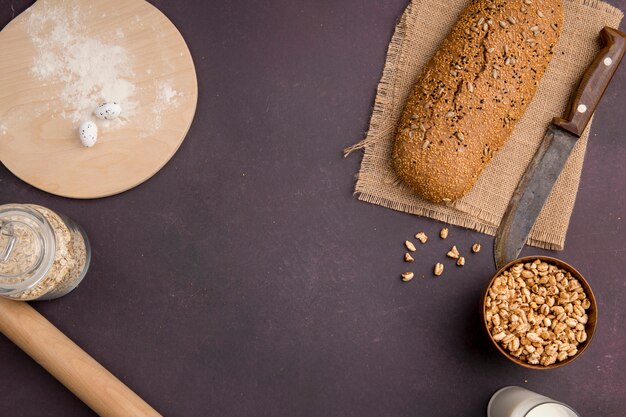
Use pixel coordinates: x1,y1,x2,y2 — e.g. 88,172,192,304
0,204,91,300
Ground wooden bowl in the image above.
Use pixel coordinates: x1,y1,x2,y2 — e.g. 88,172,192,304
481,256,597,370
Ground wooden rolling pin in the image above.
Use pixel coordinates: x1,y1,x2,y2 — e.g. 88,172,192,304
0,297,161,417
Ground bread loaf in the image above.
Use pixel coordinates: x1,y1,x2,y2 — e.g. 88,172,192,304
392,0,563,203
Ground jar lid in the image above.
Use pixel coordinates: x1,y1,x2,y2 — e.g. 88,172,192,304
0,205,56,295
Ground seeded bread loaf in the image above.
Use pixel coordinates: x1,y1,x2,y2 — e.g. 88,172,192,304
392,0,563,203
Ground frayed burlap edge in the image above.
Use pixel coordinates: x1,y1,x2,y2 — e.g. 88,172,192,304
345,0,623,251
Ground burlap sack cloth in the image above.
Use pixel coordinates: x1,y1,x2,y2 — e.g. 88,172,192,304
346,0,623,250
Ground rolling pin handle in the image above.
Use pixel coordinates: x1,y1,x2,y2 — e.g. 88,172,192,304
0,297,162,417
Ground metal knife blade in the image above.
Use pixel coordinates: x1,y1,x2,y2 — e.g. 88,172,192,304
494,27,626,269
494,125,577,269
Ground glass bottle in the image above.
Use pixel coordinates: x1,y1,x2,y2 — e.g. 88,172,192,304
0,204,91,300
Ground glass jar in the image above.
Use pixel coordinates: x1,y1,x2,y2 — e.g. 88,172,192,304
0,204,91,300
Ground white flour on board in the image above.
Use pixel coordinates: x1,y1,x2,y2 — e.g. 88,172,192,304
0,0,188,141
160,83,179,104
153,82,182,130
27,4,137,127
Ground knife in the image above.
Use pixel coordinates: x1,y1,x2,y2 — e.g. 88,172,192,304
494,27,626,269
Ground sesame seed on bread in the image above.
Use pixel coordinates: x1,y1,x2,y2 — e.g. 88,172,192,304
392,0,563,203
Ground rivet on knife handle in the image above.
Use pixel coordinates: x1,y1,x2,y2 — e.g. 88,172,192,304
552,27,626,137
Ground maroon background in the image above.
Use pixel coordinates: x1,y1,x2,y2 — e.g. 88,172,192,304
1,1,625,416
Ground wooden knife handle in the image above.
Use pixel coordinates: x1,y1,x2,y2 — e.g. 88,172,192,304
0,297,162,417
553,27,626,137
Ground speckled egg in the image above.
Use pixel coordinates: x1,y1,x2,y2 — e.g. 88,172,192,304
79,121,98,148
94,102,122,120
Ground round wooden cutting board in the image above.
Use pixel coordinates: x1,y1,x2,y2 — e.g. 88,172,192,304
0,0,198,198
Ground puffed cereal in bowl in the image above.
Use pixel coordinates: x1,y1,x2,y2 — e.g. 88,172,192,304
481,256,597,369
